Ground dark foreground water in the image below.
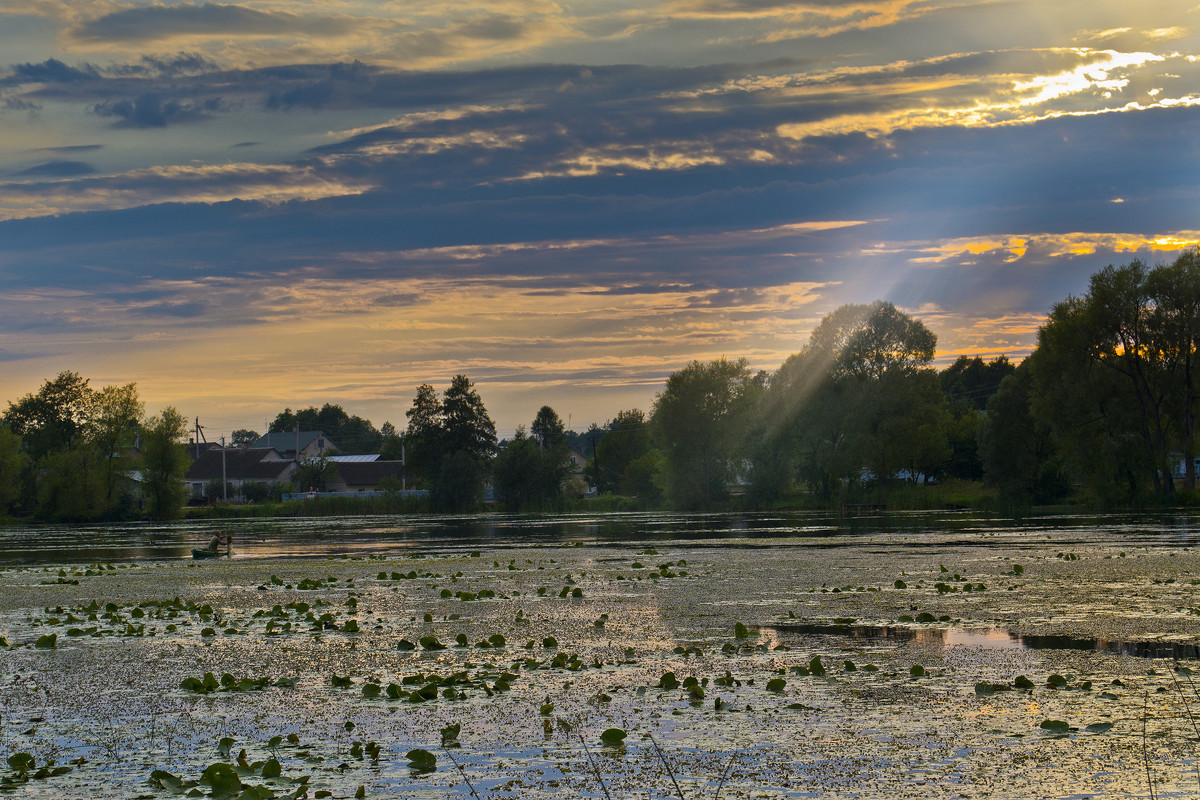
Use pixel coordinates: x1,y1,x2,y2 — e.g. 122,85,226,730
3,508,1200,565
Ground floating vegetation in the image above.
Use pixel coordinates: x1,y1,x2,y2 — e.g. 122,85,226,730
3,514,1200,799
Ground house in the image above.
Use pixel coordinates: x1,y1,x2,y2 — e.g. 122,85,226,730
251,431,341,460
185,447,295,499
567,449,588,473
326,460,406,493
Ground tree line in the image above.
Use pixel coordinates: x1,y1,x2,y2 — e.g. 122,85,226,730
0,373,188,520
3,251,1193,519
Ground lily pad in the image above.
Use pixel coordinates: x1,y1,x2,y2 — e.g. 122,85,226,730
600,728,626,746
405,748,436,772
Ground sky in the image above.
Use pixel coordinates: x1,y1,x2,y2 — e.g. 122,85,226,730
1,0,1199,440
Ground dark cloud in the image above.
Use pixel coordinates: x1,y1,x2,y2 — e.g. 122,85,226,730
17,160,96,177
91,93,224,127
34,145,102,154
686,287,765,308
4,58,99,85
107,53,220,77
73,3,354,43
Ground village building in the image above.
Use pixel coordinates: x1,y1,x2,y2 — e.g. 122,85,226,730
185,447,294,499
250,431,340,460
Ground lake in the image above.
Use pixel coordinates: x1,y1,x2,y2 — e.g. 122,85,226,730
1,510,1198,798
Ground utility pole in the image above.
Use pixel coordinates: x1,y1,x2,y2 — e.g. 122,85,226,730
401,436,406,492
591,433,600,492
193,418,207,459
220,436,227,502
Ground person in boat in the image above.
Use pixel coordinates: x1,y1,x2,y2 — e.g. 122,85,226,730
206,530,228,554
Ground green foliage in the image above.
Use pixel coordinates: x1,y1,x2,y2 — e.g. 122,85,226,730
271,404,381,454
758,302,947,501
230,428,259,447
941,355,1015,411
594,409,652,494
4,371,94,461
405,748,436,771
599,728,627,746
653,357,764,508
0,424,24,516
400,376,497,510
294,455,337,493
35,448,106,521
141,407,189,520
492,422,572,511
1029,252,1200,500
979,360,1068,501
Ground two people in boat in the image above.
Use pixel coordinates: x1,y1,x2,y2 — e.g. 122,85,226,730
206,530,233,556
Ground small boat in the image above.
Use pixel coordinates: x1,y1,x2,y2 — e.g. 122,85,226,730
192,548,220,559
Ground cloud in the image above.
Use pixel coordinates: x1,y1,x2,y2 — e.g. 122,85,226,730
108,53,221,77
5,58,98,85
0,162,375,221
72,3,356,44
16,160,95,177
90,92,226,127
34,144,102,154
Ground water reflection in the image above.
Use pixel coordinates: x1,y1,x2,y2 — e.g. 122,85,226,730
770,622,1200,660
2,509,1200,566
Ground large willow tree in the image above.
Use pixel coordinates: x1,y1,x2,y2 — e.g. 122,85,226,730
1031,251,1200,499
757,301,948,499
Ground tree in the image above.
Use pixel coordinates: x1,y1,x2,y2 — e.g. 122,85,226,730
404,384,443,489
1029,254,1200,499
979,358,1068,501
531,406,566,448
434,376,497,510
652,358,764,508
89,383,143,510
440,376,498,465
4,371,94,461
940,356,1016,412
378,421,404,461
594,409,650,494
623,449,664,504
140,407,189,519
494,407,574,510
35,448,105,521
231,429,259,448
270,404,381,453
0,425,24,516
1145,250,1200,490
492,428,544,510
295,455,337,492
761,301,946,497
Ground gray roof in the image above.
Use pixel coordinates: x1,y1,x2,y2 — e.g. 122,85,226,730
252,431,339,454
185,448,294,482
333,460,403,486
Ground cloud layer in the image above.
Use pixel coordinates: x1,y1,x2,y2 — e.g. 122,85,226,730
0,0,1197,434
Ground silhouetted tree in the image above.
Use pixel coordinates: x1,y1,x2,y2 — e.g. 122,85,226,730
231,428,259,448
653,358,764,508
594,409,651,494
141,407,189,520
